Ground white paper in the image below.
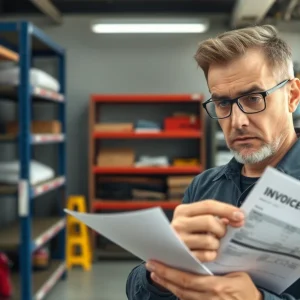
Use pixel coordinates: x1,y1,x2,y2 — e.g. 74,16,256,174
64,207,212,275
65,166,300,294
206,166,300,294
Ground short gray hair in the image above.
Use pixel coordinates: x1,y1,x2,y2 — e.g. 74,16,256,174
194,25,294,81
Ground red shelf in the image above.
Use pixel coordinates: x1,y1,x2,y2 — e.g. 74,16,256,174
93,166,201,175
91,94,204,103
93,130,201,139
93,200,181,210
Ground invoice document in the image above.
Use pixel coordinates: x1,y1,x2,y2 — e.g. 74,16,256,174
65,166,300,294
206,166,300,294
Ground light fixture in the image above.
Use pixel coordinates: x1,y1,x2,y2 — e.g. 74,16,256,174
91,18,209,34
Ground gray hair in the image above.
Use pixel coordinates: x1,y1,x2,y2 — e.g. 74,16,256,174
194,25,294,81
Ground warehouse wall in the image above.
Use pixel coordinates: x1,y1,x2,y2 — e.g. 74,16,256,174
0,15,300,225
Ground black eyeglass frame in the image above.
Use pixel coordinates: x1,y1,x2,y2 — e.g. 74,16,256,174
202,79,290,119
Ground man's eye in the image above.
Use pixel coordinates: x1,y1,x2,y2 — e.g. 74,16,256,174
247,95,262,102
217,100,230,108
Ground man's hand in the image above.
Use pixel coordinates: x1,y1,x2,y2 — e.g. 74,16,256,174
171,200,245,262
146,261,263,300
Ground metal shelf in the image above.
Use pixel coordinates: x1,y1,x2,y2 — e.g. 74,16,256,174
0,134,65,144
89,93,206,258
0,217,65,251
11,261,66,300
0,21,67,300
31,134,65,144
0,176,66,198
0,85,64,103
0,21,65,55
31,177,66,198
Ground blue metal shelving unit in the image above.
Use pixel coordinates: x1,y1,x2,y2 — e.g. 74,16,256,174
0,21,67,300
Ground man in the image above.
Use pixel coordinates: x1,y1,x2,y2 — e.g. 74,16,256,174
126,24,300,300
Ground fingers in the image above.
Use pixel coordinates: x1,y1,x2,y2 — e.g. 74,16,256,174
230,220,245,228
150,273,205,300
180,233,220,262
192,250,217,262
182,233,220,250
220,218,229,225
172,215,227,238
145,260,217,292
174,200,245,223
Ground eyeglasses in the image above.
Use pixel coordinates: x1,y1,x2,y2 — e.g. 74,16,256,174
202,79,290,119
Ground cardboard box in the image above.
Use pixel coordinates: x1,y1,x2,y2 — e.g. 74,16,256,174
167,176,194,187
6,120,61,134
97,148,135,167
94,123,133,132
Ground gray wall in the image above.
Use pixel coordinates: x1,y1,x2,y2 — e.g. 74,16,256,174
25,15,222,197
0,15,300,225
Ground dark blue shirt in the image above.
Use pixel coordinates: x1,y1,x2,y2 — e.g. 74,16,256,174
126,133,300,300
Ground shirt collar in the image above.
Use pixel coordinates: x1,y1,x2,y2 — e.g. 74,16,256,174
212,128,300,181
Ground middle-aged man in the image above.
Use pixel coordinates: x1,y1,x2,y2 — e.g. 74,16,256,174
126,25,300,300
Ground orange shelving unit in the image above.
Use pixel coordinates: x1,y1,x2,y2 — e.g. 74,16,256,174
93,165,202,175
89,93,206,255
91,93,203,103
93,200,181,210
93,130,201,139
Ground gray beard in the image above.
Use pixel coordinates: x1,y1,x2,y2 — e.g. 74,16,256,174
229,137,282,165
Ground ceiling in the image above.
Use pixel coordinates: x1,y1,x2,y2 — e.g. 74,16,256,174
1,0,240,14
2,0,300,25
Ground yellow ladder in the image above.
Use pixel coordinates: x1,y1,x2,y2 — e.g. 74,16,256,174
66,195,92,271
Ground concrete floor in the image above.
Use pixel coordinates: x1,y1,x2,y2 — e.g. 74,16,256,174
47,261,140,300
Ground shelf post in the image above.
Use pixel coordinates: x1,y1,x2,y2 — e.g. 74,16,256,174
56,53,67,264
18,21,32,300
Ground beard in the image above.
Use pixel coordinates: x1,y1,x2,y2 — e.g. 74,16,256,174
228,131,282,165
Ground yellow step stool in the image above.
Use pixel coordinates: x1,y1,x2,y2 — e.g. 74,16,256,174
66,195,92,271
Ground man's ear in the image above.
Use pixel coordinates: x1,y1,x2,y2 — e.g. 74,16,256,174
288,78,300,113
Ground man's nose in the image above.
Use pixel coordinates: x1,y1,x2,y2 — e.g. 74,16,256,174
230,103,249,129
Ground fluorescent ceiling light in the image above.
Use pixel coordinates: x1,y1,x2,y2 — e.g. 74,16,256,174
91,23,208,34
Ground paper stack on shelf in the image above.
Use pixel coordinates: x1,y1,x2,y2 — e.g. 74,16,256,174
135,155,169,167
